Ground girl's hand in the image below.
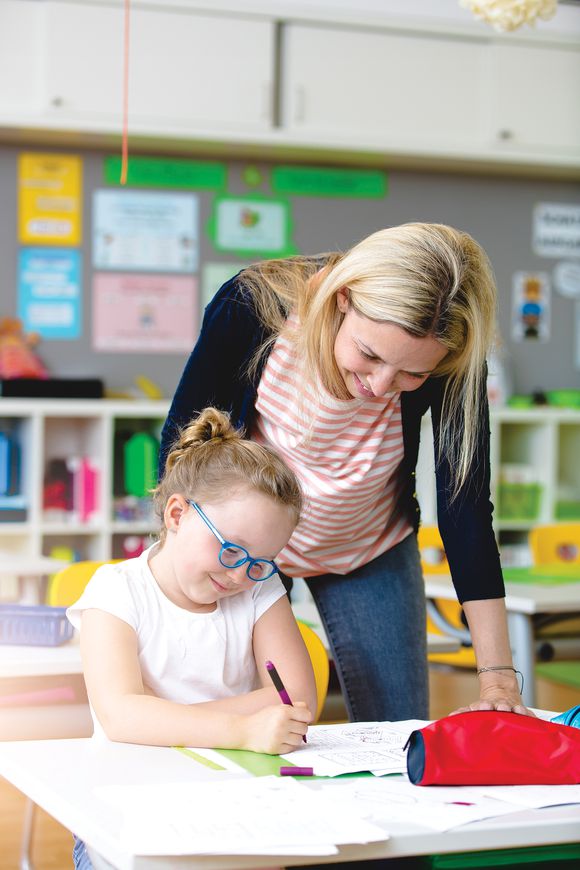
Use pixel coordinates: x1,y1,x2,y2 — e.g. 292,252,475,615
241,701,311,754
449,671,535,717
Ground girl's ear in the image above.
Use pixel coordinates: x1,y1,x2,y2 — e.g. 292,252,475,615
336,287,350,313
164,494,188,534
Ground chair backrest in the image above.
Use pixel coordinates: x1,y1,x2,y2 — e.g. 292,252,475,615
46,560,111,607
296,620,330,722
48,562,331,721
529,524,580,565
417,525,449,575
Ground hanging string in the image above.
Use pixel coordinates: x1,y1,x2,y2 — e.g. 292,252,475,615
120,0,131,185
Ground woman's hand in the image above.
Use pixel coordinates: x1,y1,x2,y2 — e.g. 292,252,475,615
449,669,535,717
240,701,311,755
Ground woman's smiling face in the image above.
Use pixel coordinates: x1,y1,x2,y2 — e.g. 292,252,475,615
333,288,448,399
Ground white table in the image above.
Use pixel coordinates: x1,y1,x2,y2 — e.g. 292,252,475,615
0,556,70,604
0,737,579,870
425,574,580,707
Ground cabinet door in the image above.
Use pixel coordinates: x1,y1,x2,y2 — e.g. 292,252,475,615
43,2,274,132
281,23,489,150
0,0,44,114
491,42,580,153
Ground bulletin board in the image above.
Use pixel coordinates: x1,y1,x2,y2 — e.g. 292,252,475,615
1,143,579,397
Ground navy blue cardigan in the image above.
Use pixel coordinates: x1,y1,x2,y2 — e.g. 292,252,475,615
160,275,504,605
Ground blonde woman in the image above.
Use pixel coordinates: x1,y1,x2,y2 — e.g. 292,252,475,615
161,223,529,723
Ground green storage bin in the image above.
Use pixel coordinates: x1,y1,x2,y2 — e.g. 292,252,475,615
497,483,542,520
555,500,580,520
123,432,159,498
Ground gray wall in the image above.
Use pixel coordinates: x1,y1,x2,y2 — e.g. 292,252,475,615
1,143,579,396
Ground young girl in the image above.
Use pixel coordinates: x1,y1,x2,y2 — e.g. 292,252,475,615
67,407,316,754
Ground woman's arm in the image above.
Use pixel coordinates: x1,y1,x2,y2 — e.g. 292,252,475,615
80,608,310,753
453,598,532,715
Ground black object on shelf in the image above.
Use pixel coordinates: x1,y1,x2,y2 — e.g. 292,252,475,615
0,378,104,399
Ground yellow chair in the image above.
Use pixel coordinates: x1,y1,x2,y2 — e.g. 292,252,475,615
297,620,330,722
418,525,476,668
529,523,580,565
47,559,121,606
48,561,330,720
527,523,580,667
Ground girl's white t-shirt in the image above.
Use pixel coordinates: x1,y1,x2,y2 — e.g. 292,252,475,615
67,546,286,738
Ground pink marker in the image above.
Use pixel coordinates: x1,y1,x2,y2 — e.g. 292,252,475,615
265,660,307,743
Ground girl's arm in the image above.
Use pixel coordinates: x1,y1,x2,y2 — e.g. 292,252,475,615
454,598,533,715
252,595,319,718
80,608,310,753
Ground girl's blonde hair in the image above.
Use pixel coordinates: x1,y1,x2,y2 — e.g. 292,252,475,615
153,407,302,541
241,223,497,499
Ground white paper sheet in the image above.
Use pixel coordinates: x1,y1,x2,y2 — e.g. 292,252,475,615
279,720,429,776
317,778,525,832
95,776,388,856
480,784,580,808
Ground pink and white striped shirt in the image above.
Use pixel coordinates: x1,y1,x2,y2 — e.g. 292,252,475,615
251,323,413,578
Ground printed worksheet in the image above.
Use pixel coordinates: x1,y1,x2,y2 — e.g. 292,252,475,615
280,720,430,776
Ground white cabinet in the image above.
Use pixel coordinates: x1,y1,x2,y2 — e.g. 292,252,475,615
280,23,489,152
417,408,580,564
0,399,169,566
491,41,580,154
11,1,275,133
0,0,43,114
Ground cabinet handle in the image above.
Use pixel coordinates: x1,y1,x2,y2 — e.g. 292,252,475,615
498,129,513,141
50,96,64,108
294,86,306,124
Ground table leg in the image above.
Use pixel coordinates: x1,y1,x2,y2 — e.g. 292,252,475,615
507,611,536,708
19,798,36,870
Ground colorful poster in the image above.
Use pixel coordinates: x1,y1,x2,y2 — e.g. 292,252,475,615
18,248,82,339
272,165,387,199
533,203,580,259
201,262,246,310
92,273,198,353
511,272,550,342
18,153,82,246
93,190,199,273
208,196,295,257
103,156,227,191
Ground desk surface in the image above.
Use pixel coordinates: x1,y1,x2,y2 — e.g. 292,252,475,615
425,574,580,615
0,737,579,870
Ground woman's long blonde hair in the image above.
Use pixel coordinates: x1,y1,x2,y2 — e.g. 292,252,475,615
153,407,302,541
241,223,497,499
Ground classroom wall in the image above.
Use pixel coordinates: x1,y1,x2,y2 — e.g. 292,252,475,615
1,143,579,398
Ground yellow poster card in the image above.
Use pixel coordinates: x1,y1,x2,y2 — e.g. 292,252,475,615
19,153,82,246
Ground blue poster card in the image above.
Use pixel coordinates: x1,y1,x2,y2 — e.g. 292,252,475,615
18,248,82,339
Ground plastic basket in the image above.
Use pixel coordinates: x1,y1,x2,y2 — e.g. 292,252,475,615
497,482,542,520
0,604,74,646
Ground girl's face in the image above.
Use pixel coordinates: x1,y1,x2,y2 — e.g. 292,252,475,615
156,490,296,612
334,288,448,398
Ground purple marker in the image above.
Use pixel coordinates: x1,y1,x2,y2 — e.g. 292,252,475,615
265,659,307,743
280,766,314,777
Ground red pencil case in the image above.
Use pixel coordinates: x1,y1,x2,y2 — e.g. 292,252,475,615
406,711,580,785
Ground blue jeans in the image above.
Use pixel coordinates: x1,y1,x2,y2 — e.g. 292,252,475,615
73,835,93,869
305,532,429,722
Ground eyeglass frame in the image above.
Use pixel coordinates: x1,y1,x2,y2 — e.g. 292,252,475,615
187,500,279,582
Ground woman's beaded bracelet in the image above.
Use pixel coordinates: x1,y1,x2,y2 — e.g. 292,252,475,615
477,665,524,695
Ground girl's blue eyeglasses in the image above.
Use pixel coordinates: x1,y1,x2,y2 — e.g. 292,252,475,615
187,500,279,582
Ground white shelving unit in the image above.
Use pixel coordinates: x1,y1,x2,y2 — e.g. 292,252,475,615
0,399,169,564
417,407,580,563
1,400,579,573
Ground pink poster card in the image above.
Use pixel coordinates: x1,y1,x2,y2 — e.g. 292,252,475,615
93,272,197,352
